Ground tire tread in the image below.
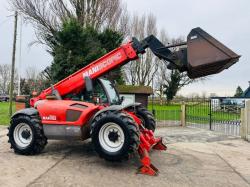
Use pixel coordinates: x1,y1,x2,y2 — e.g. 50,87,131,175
8,115,47,155
91,111,140,161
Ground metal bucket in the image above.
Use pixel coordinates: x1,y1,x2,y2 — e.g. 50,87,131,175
186,27,240,78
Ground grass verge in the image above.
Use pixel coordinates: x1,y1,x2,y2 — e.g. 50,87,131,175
0,102,15,126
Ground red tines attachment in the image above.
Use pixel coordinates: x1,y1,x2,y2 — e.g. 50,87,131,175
153,137,167,150
137,129,167,176
138,163,159,176
137,148,159,176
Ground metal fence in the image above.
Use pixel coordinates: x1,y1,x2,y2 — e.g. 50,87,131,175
151,109,181,126
186,98,244,136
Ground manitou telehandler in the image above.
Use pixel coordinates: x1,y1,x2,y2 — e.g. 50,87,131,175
8,28,240,176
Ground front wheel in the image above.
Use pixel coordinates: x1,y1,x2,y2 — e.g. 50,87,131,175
8,115,47,155
136,107,156,132
91,111,140,161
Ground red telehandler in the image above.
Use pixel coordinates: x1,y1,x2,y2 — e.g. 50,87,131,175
8,28,240,176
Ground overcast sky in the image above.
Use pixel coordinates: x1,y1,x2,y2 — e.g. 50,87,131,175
1,0,249,97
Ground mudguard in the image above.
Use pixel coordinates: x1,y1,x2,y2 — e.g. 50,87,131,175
11,108,39,119
92,103,141,120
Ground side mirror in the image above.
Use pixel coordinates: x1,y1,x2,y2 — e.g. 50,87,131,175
84,76,93,93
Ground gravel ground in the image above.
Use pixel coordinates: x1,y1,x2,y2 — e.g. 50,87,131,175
0,126,250,187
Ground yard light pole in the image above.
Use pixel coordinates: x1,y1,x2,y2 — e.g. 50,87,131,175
9,11,18,116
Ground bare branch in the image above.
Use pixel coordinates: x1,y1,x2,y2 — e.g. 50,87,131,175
0,64,18,94
124,13,159,86
10,0,127,49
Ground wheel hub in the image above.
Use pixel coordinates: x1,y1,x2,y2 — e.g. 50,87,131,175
21,129,31,140
108,130,119,143
13,123,33,148
99,122,125,153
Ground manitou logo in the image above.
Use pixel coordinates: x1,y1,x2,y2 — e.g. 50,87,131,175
42,115,57,121
83,52,122,78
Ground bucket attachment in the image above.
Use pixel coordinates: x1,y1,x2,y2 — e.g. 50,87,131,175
137,27,240,79
185,27,240,78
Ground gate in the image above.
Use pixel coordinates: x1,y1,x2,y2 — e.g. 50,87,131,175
186,98,243,136
186,99,211,130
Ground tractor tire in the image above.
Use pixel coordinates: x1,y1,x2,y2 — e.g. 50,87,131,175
91,111,140,161
136,107,156,132
7,115,47,155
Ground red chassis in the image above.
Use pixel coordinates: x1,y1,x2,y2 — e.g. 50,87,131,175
36,99,166,176
30,37,166,176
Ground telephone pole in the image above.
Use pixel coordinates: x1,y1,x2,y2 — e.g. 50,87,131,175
17,16,23,96
9,11,18,116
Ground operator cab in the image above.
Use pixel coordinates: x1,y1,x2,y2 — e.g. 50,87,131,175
63,78,122,105
94,78,121,104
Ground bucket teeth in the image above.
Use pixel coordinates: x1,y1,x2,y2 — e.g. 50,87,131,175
137,164,159,176
137,146,161,176
153,138,167,150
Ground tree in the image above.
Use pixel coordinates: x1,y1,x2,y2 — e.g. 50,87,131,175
25,66,38,80
10,1,126,86
49,20,124,83
0,64,11,94
10,0,127,51
163,70,195,102
20,66,52,95
234,86,243,97
121,14,202,102
154,29,170,104
124,13,159,86
0,64,18,95
154,32,204,103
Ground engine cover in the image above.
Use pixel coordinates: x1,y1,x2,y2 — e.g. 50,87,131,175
36,100,98,125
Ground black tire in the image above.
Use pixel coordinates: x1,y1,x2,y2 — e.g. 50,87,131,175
91,111,140,161
7,115,47,155
136,107,156,132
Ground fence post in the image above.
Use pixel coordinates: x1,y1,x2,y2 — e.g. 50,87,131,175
181,102,186,127
241,100,250,141
209,99,212,130
240,108,246,139
247,101,250,141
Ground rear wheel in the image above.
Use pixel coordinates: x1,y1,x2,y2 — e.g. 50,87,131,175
8,115,47,155
91,111,140,161
136,107,156,132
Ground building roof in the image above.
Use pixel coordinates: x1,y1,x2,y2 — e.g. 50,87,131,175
116,85,153,95
242,87,250,97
